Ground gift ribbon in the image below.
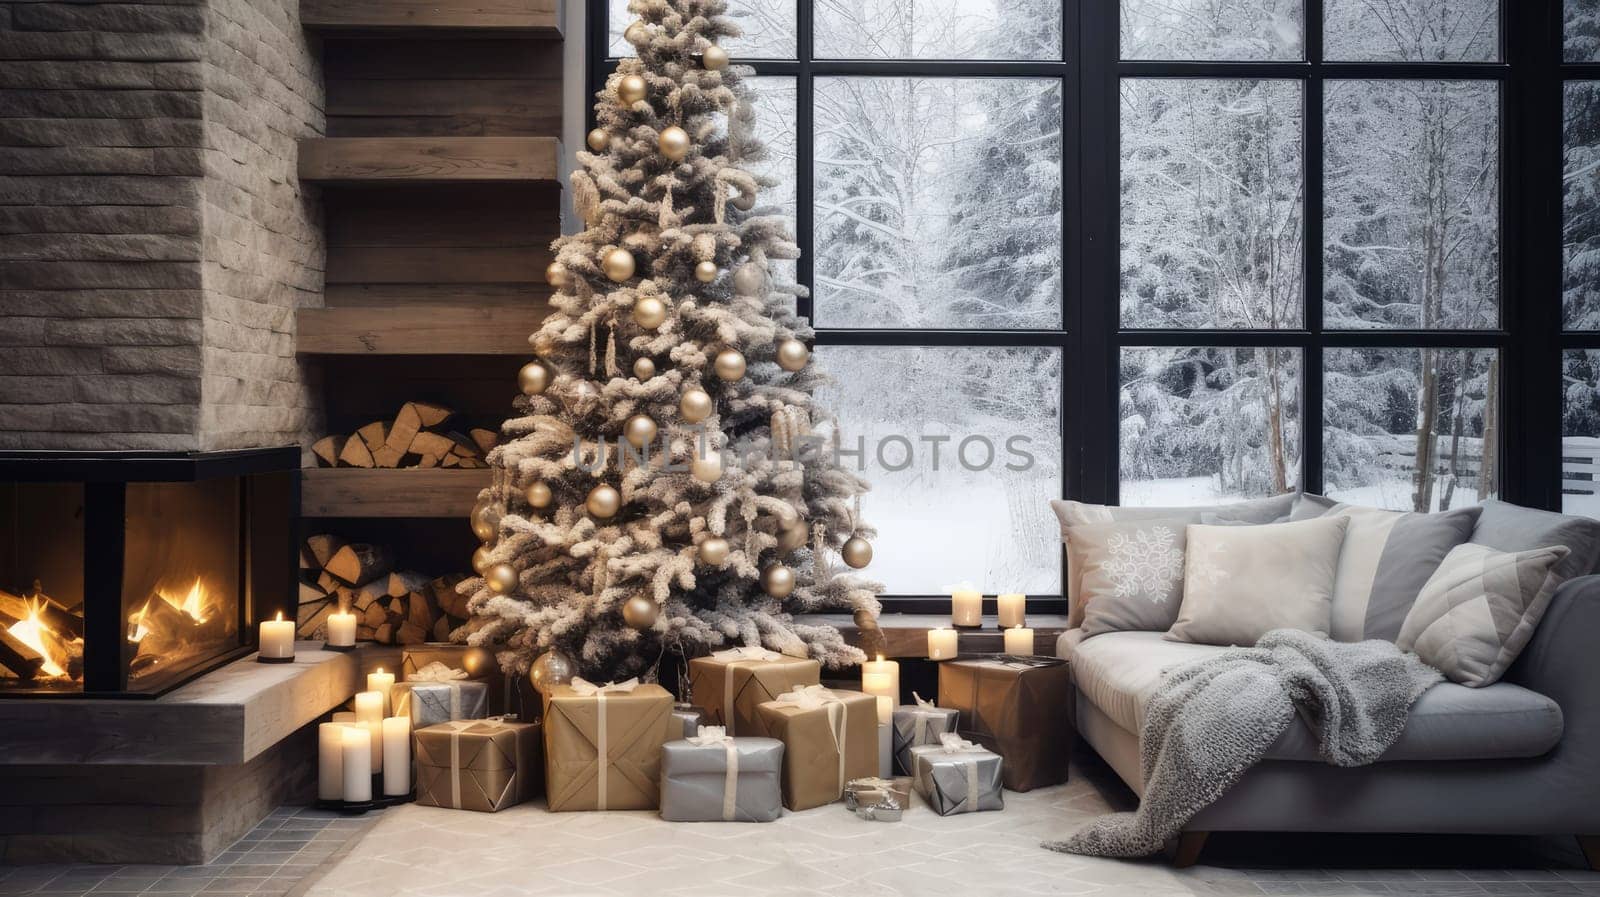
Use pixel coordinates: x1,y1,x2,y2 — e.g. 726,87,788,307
409,661,469,682
439,719,480,810
777,685,848,794
935,732,984,814
909,692,946,749
688,725,739,821
710,646,780,735
569,678,638,810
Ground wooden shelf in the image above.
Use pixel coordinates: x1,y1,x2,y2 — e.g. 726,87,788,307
794,613,1071,659
297,304,546,355
301,0,561,35
301,467,491,517
298,137,559,184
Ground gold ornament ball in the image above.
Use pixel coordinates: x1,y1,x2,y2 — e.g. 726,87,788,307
461,646,494,678
714,348,746,382
529,649,574,693
691,453,722,483
779,516,809,552
471,544,493,575
732,263,764,296
586,128,609,152
679,388,713,423
762,564,796,599
624,20,649,45
633,357,656,380
658,125,690,162
701,44,729,70
632,295,667,329
841,536,874,569
524,481,552,509
601,247,636,282
470,499,501,542
586,484,622,519
518,361,551,396
694,260,719,283
486,563,517,595
622,594,659,630
698,536,730,566
776,338,810,372
624,414,658,449
617,74,647,105
545,260,569,288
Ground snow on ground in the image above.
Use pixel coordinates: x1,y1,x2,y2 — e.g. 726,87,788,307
1123,476,1484,513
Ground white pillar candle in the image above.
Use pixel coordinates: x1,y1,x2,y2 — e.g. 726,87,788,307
874,694,893,726
951,589,982,627
997,593,1026,629
341,725,372,803
367,668,395,716
860,656,899,710
381,716,411,797
927,627,958,660
354,690,385,771
317,722,346,801
258,611,294,661
332,710,356,723
326,611,357,648
1004,625,1035,657
878,721,893,777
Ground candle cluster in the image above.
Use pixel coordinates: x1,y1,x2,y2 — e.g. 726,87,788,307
929,590,1033,659
317,669,411,805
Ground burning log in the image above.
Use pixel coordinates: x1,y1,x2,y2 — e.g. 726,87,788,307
0,627,44,679
0,587,83,640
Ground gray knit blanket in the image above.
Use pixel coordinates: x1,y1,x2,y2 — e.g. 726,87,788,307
1044,629,1442,857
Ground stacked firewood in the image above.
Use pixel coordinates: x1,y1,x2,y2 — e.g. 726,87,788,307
310,401,498,469
298,535,472,645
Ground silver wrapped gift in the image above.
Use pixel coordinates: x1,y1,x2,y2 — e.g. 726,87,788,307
392,678,490,728
672,703,705,740
892,695,959,775
660,727,784,823
843,776,913,812
910,733,1005,816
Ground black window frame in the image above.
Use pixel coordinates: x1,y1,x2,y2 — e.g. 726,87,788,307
587,0,1569,614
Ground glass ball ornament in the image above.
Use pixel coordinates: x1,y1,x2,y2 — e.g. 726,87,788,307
518,361,551,396
529,649,574,693
622,594,659,630
486,563,517,594
471,544,493,575
624,20,649,46
461,646,494,678
545,260,569,288
701,44,729,70
586,128,609,152
586,483,622,519
617,74,647,105
470,499,501,542
679,387,713,423
762,564,796,599
633,357,656,380
732,263,764,296
524,481,552,509
694,260,718,283
776,338,809,372
658,125,690,162
714,348,746,382
632,295,667,329
697,536,730,566
841,535,873,569
624,414,658,449
691,453,722,483
601,247,636,282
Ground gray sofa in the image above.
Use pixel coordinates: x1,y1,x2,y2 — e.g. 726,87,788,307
1055,500,1600,867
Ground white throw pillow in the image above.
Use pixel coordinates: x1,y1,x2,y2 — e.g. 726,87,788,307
1166,516,1350,647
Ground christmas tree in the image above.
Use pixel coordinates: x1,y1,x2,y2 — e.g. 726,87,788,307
460,0,883,684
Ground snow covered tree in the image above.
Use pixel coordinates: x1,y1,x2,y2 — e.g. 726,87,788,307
1567,82,1600,330
461,0,882,684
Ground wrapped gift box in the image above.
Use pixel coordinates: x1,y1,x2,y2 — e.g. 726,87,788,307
843,776,913,812
415,717,542,812
392,679,489,728
544,679,675,812
937,655,1073,792
910,734,1004,816
753,685,878,811
892,696,959,776
688,647,820,736
402,645,508,715
659,727,783,822
671,703,705,740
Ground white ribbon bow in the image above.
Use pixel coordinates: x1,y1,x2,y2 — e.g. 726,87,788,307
569,678,638,809
912,692,935,708
409,661,469,683
570,677,639,696
775,684,837,710
687,725,739,820
711,646,781,662
937,732,981,753
687,725,731,746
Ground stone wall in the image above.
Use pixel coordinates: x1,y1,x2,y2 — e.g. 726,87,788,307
0,0,324,451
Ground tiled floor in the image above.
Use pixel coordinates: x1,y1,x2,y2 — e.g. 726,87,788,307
0,806,383,897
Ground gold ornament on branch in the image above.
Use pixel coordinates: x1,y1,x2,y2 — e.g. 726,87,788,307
658,125,690,162
471,544,493,575
529,649,574,693
486,563,517,594
633,357,656,380
586,484,621,519
714,348,746,382
632,296,667,329
617,74,647,105
545,261,569,288
690,453,722,483
679,387,713,422
622,594,659,630
586,128,609,152
841,536,873,569
701,45,729,70
762,564,796,599
698,536,730,566
470,499,501,542
524,481,552,509
461,646,494,677
518,361,551,396
624,414,658,449
732,263,764,296
776,338,809,372
601,247,636,282
694,260,719,283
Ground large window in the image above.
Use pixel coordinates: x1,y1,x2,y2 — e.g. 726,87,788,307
592,1,1572,605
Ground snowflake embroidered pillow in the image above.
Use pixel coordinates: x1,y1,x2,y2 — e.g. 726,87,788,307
1069,520,1190,637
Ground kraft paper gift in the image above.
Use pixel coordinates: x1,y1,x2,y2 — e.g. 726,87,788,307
688,646,820,735
414,717,542,812
892,693,960,776
392,671,489,729
672,703,705,740
937,655,1073,792
753,685,878,811
544,678,675,812
910,733,1004,816
659,726,784,823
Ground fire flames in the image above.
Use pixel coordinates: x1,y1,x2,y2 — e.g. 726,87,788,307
129,578,212,643
8,603,66,678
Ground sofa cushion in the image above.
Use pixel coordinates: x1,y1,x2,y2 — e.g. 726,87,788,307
1470,499,1600,582
1167,517,1349,646
1070,518,1189,637
1065,630,1564,762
